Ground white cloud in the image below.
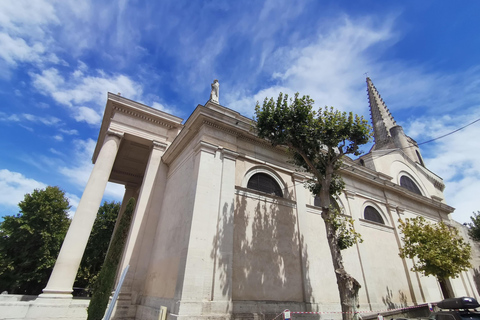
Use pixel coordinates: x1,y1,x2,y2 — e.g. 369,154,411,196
58,138,124,201
30,66,143,125
0,169,47,207
59,128,78,135
226,16,397,117
0,112,60,126
405,113,480,224
151,102,176,115
65,192,80,218
74,106,102,125
59,138,96,188
0,0,65,68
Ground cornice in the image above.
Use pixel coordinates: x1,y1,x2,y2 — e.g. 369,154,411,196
152,140,168,152
108,92,183,125
112,103,180,130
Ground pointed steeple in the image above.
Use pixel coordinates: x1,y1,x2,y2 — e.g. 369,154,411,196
366,77,397,150
366,77,426,166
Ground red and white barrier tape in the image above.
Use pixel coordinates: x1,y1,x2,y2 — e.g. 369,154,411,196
272,303,431,319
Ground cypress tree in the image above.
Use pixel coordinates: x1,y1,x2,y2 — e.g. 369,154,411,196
87,198,136,320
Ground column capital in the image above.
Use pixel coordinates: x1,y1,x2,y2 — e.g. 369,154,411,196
344,190,356,199
221,148,239,161
194,141,218,155
106,129,124,141
152,140,168,152
396,206,405,215
292,172,308,183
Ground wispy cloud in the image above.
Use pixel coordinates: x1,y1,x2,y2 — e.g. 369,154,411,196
0,169,46,208
58,138,124,200
0,112,60,126
405,113,480,223
30,65,143,125
0,0,65,69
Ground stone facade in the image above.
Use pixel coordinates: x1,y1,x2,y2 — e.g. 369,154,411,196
2,79,478,320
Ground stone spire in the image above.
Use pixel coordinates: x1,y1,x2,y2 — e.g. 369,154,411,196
366,77,397,150
366,77,425,166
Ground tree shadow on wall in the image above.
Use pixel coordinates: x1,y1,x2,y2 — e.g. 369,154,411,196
473,268,480,296
382,286,408,310
210,191,315,316
211,200,235,308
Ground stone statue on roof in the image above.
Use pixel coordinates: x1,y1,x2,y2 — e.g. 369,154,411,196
210,79,219,103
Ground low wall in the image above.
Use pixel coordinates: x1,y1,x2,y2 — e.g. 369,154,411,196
0,294,89,320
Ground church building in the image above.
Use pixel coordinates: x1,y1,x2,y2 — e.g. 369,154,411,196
38,78,479,319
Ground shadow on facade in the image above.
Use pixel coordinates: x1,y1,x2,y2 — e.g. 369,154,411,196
473,268,480,296
212,191,315,316
381,286,407,310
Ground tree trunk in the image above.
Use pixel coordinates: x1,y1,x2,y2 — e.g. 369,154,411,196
321,204,361,320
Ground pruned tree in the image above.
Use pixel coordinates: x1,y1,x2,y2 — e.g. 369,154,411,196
398,216,472,298
75,201,120,292
0,186,71,294
254,93,372,320
467,211,480,242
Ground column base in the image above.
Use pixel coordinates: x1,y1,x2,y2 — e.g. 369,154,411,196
38,289,73,299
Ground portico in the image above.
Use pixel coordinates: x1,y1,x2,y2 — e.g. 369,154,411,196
40,94,183,299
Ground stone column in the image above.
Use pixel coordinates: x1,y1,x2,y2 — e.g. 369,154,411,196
292,173,311,304
41,129,123,298
175,141,222,316
118,141,167,291
212,149,238,309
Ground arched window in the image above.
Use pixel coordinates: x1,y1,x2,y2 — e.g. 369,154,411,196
247,173,283,197
400,176,422,195
364,206,384,224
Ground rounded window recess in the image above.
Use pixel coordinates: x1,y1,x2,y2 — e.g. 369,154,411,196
247,173,283,197
400,175,422,195
364,206,385,224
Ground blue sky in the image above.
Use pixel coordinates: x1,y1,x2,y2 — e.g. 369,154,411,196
1,0,479,223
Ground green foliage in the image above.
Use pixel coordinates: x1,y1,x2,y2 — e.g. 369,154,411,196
255,93,372,197
467,211,480,242
327,206,363,250
87,198,135,320
75,201,120,291
0,186,71,294
399,217,472,280
255,92,371,248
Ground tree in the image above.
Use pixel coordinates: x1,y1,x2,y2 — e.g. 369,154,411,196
87,198,135,320
0,186,71,294
467,211,480,242
75,201,120,291
254,93,372,320
398,217,472,298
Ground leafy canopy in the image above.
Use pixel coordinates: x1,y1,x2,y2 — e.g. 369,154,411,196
467,211,480,242
255,92,371,196
399,217,471,280
0,186,71,294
